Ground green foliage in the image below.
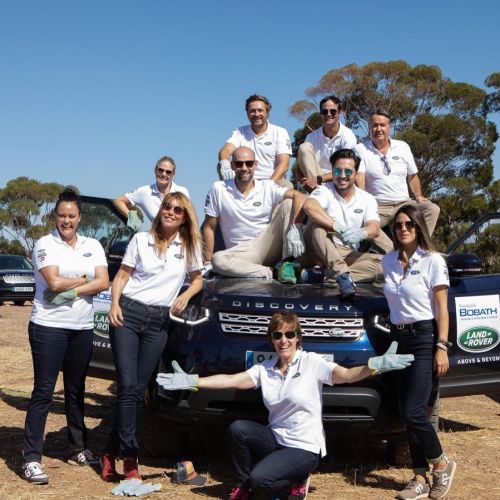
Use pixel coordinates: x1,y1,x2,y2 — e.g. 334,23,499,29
290,62,500,261
0,237,26,256
0,177,65,256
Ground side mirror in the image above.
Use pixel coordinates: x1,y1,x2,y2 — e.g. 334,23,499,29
446,253,482,278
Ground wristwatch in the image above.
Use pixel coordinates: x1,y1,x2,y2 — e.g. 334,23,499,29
316,175,323,185
437,339,452,348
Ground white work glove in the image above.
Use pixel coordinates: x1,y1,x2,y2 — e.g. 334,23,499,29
156,360,199,391
127,211,142,232
110,478,162,496
339,227,368,248
286,223,305,258
368,341,415,375
201,262,213,277
218,159,235,180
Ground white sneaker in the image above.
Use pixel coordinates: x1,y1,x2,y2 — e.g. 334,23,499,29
67,448,99,466
22,461,49,484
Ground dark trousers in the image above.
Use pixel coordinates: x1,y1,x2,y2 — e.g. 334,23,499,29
228,420,320,495
23,321,93,462
393,322,443,472
105,296,169,458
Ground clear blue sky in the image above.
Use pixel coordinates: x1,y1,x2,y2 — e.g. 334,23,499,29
1,0,499,218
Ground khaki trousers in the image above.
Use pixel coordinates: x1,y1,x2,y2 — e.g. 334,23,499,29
296,142,323,180
304,224,382,282
212,200,293,278
374,200,440,253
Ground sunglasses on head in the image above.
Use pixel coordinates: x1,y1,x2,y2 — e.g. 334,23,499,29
392,220,416,231
156,167,174,175
380,156,391,175
232,160,256,168
333,167,354,177
162,202,185,215
271,330,297,341
320,108,338,116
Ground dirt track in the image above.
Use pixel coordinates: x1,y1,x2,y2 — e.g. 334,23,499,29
1,303,499,499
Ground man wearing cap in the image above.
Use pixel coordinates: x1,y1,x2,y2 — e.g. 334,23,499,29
354,109,440,253
113,155,189,229
297,95,357,192
217,95,293,188
303,148,382,298
204,146,306,282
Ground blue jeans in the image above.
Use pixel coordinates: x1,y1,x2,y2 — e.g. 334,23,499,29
105,296,169,457
393,322,443,472
228,420,320,495
23,322,93,462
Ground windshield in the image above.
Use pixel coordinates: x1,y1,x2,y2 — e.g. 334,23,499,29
0,255,33,270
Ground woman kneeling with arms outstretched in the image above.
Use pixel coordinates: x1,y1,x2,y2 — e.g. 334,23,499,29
157,311,414,500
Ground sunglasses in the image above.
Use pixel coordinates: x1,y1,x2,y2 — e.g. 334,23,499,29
232,160,256,168
320,109,338,116
156,167,174,175
271,330,297,340
392,220,417,231
333,167,354,177
380,156,391,175
162,202,185,215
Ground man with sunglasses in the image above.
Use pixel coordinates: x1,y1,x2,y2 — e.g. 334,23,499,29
113,155,190,229
203,147,306,282
303,148,382,298
217,95,293,187
354,109,440,253
296,95,357,192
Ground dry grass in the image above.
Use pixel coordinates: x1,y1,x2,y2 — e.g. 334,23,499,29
0,304,499,499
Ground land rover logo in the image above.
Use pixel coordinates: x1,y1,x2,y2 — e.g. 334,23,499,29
458,326,499,353
94,311,110,339
328,328,344,337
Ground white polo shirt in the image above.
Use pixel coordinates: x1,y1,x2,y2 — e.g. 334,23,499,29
204,179,287,248
309,185,379,250
382,247,449,324
247,349,336,457
125,181,190,221
355,139,418,203
226,122,292,180
121,232,202,307
31,230,108,329
305,123,357,174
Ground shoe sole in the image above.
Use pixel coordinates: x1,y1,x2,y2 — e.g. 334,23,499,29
396,492,429,500
430,461,457,499
23,475,49,485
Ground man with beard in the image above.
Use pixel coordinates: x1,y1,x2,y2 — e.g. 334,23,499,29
204,147,306,282
217,95,292,187
303,148,382,298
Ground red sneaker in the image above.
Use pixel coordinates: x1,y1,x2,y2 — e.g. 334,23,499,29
123,457,141,480
100,453,118,482
288,475,311,499
228,485,252,500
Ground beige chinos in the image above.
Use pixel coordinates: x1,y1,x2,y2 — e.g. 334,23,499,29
212,200,293,278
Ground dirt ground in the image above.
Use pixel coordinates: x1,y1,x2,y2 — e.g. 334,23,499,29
0,304,499,500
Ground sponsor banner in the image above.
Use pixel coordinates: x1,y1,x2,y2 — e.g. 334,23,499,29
93,286,112,338
455,295,500,354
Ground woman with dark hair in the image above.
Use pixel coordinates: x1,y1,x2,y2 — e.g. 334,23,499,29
382,204,456,500
157,311,414,500
22,188,109,484
101,192,203,482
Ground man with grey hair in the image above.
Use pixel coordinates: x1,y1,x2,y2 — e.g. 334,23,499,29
355,109,439,253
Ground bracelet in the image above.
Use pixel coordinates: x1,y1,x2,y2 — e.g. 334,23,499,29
436,343,448,352
437,339,452,348
316,175,323,185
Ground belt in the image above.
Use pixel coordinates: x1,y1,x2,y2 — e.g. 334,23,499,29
392,319,435,331
120,296,169,315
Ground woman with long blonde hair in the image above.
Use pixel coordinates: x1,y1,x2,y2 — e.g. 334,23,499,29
101,192,203,481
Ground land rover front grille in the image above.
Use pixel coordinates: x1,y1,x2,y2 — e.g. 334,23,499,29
219,312,363,339
2,274,35,284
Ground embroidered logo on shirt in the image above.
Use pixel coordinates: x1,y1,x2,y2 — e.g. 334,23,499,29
37,249,47,262
354,209,363,213
83,252,92,257
264,141,273,146
392,156,400,160
410,270,420,275
174,253,184,260
253,201,262,207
